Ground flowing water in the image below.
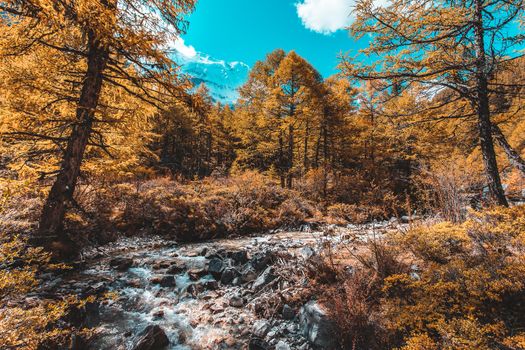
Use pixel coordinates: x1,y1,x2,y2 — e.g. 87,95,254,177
48,223,397,349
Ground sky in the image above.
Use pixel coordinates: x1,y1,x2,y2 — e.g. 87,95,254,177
176,0,371,78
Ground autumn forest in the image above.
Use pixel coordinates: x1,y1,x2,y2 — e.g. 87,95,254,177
2,0,525,349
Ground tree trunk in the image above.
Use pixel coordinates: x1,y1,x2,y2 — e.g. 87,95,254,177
304,120,309,171
279,132,285,188
37,32,109,251
474,0,508,206
492,124,525,176
287,124,294,189
323,120,328,199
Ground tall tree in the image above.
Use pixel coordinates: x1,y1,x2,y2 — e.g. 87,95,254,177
0,0,194,253
342,0,525,206
267,51,323,188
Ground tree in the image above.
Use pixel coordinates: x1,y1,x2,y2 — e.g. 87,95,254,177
0,0,195,254
342,0,525,206
268,51,323,188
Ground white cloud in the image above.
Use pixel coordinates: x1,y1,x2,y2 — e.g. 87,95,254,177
295,0,388,34
296,0,354,34
172,38,197,59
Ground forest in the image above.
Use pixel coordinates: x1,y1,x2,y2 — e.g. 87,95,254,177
1,0,525,349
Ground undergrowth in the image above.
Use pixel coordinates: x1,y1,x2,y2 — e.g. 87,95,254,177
313,205,525,350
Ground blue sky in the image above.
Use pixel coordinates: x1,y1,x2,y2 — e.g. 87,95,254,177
177,0,370,77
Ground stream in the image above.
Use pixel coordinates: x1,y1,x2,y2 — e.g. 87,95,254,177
40,223,397,350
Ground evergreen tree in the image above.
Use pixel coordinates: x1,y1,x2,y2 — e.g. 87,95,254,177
342,0,525,205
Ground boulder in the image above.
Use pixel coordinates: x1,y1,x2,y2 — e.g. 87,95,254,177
250,251,274,271
187,268,207,281
248,338,270,350
282,304,295,320
298,247,316,260
152,261,171,270
207,258,224,279
202,280,219,290
276,340,291,350
252,320,271,338
150,275,176,287
241,267,258,283
230,250,248,265
252,266,276,291
64,300,100,328
185,280,218,297
299,301,337,349
229,295,244,308
220,268,238,285
130,325,169,350
166,263,185,275
185,283,204,297
109,257,134,271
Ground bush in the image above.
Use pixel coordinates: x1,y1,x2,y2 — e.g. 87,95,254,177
316,205,525,350
0,231,93,350
78,171,319,243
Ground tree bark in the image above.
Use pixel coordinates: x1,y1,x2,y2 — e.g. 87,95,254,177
279,131,285,188
287,124,294,189
473,0,508,206
303,120,309,171
37,31,109,250
323,119,328,199
492,124,525,176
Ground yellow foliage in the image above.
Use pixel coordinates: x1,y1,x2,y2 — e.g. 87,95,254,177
0,233,77,349
382,206,525,348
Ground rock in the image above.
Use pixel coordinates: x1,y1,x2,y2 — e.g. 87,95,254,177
241,267,258,283
252,266,276,291
109,257,134,271
65,301,100,328
250,251,274,271
185,250,200,257
166,263,185,275
188,268,207,281
252,320,271,338
299,301,337,349
298,247,316,260
202,280,219,290
126,278,142,288
282,304,295,320
276,340,291,350
249,338,270,350
205,248,225,259
230,250,248,264
207,258,224,279
185,280,218,297
199,247,208,256
130,325,169,350
400,215,411,223
150,275,176,287
152,261,171,270
220,268,238,285
152,309,164,319
185,283,204,297
229,295,244,307
83,281,107,297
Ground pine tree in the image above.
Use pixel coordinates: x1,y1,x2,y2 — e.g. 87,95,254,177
0,0,195,254
342,0,525,206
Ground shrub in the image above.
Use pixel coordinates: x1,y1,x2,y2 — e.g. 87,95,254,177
0,232,92,350
78,171,318,243
327,203,369,224
316,205,525,349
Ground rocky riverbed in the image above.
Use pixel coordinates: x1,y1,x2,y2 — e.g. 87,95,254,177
37,222,401,350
